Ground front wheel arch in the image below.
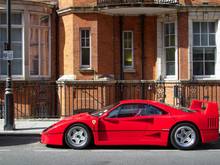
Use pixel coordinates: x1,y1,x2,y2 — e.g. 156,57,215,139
63,122,94,148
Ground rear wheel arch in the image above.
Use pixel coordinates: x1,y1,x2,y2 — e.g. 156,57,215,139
168,121,202,147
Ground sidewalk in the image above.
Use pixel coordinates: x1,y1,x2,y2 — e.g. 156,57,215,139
0,119,59,136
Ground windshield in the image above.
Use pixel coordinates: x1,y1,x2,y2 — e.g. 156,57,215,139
90,103,119,117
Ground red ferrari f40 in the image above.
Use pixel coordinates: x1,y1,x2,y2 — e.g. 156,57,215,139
41,100,219,150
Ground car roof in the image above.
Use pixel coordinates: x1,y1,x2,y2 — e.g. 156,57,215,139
119,99,157,104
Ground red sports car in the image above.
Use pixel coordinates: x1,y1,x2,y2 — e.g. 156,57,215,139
41,100,219,150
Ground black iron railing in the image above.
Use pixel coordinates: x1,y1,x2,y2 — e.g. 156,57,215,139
97,0,179,7
0,80,220,118
0,82,59,119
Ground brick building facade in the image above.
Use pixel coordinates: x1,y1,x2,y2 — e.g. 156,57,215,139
57,0,220,82
2,0,220,118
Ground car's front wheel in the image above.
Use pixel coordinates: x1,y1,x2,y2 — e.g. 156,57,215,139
65,124,91,149
170,123,199,150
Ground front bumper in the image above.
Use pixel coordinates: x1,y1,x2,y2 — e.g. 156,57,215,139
41,132,64,146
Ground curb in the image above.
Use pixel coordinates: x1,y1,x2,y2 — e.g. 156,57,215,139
0,133,41,137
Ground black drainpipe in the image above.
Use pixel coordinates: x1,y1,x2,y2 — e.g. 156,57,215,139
141,15,145,80
141,15,145,99
119,16,124,80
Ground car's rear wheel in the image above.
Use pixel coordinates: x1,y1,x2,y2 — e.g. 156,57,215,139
65,124,91,149
170,123,199,150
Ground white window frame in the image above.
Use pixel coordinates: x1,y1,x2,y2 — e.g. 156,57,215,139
188,11,220,80
163,22,177,78
157,14,178,81
0,11,24,79
29,13,51,78
123,31,134,70
80,28,91,69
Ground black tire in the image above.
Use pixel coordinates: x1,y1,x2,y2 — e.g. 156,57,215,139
64,123,91,149
170,123,199,150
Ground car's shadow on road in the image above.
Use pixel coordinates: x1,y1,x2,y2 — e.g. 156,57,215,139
46,137,220,151
0,136,40,147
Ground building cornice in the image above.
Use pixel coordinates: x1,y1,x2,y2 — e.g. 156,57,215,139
57,4,220,16
57,7,99,16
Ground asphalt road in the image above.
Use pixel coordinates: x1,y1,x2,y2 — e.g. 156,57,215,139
0,136,220,165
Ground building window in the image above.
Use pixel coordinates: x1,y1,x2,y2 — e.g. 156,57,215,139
123,31,133,69
80,29,91,68
164,23,176,76
29,14,50,76
193,22,216,76
0,13,23,76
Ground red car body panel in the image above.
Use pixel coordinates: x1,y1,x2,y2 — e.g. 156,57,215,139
41,100,219,147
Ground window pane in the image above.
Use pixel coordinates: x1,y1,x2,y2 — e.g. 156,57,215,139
201,22,208,33
169,23,175,34
0,43,4,58
166,48,175,61
205,48,215,61
12,13,22,25
209,22,215,33
166,62,175,75
0,28,7,42
124,49,132,67
118,104,139,118
82,48,90,66
165,24,169,35
40,29,49,76
201,34,208,46
193,22,200,33
0,13,6,25
193,48,203,61
40,15,49,26
30,28,39,75
30,14,39,25
0,60,7,75
209,34,215,46
170,35,175,46
164,35,169,47
141,105,163,116
205,62,215,75
12,59,22,75
12,28,22,42
193,62,203,75
193,34,200,46
11,43,22,58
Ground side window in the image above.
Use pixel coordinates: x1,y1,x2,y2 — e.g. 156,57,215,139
107,104,139,118
140,104,164,116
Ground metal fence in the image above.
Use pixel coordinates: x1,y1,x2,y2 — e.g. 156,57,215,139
97,0,179,6
0,82,59,119
0,80,220,118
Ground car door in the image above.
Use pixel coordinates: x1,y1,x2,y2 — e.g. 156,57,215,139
97,103,152,145
136,104,173,145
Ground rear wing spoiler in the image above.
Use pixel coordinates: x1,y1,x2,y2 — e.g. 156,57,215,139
189,100,219,116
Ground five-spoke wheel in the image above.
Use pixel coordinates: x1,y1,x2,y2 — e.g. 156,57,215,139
65,124,91,149
170,123,199,150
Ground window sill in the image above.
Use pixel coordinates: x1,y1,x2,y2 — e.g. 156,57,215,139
123,68,136,73
192,76,220,80
79,68,95,73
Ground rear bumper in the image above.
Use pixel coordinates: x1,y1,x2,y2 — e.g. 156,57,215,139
41,132,63,146
200,129,219,143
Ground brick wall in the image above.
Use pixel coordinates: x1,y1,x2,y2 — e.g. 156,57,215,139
58,0,96,8
178,12,189,80
179,0,220,5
